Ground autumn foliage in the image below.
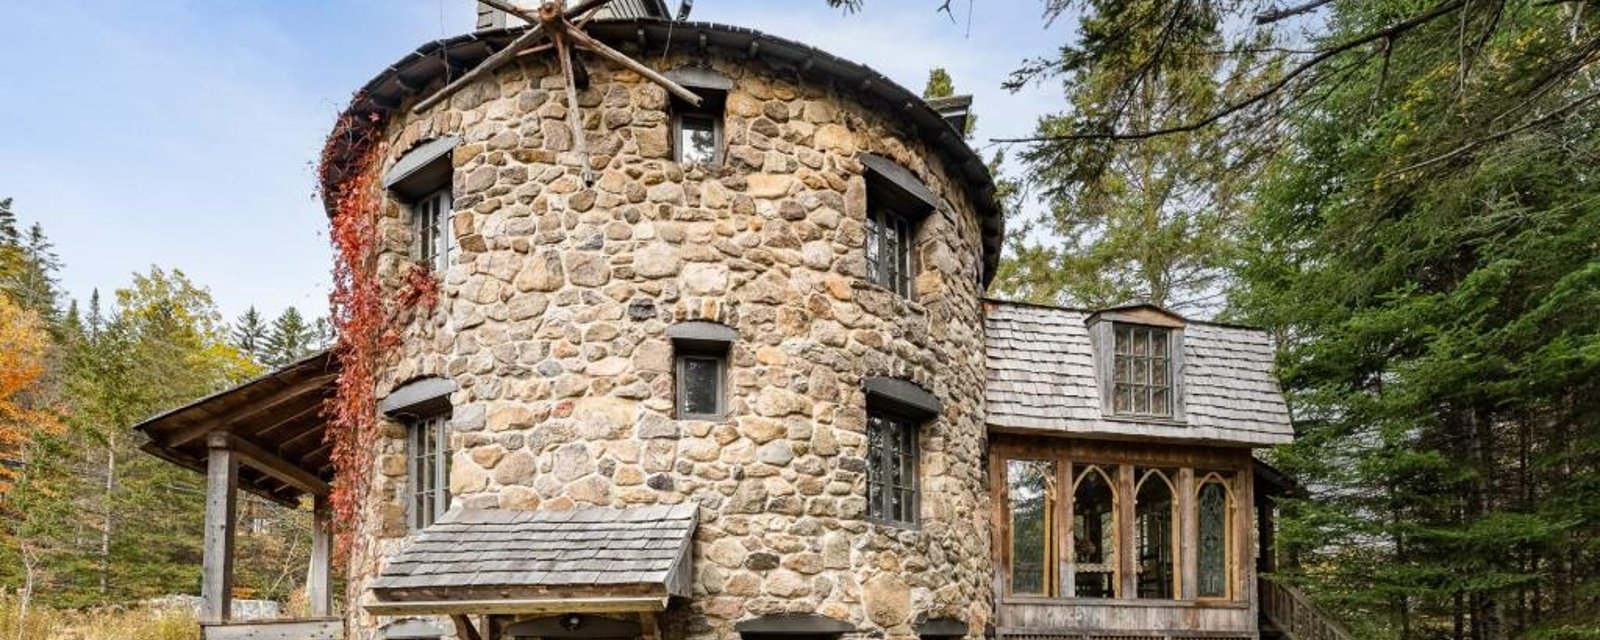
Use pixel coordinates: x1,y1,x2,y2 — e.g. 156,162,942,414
0,293,60,502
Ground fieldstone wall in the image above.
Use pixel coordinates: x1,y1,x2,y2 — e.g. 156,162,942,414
344,48,993,640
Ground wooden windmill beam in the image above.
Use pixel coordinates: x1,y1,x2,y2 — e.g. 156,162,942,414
414,24,551,113
562,27,703,106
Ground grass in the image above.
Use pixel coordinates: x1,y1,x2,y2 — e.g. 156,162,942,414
0,592,199,640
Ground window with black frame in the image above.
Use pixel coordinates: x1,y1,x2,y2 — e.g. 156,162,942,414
675,348,727,420
408,412,451,530
865,206,914,298
866,408,919,526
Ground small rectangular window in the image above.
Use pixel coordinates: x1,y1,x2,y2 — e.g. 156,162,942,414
673,93,724,166
408,413,451,530
414,189,454,272
675,352,726,420
866,207,914,298
678,113,719,165
866,409,919,526
1112,324,1172,418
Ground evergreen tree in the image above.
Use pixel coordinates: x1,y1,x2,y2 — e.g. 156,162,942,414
1230,3,1600,638
263,307,318,368
233,306,269,364
995,1,1275,313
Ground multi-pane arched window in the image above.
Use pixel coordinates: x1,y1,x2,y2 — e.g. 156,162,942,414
1196,473,1235,599
1134,468,1178,599
1071,465,1118,598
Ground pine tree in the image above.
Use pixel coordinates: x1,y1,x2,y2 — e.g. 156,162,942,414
233,306,269,364
995,0,1275,313
263,307,317,368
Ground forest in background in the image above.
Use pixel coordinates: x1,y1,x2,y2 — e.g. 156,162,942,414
0,197,331,617
0,1,1596,639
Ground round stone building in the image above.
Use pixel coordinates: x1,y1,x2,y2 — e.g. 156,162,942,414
315,5,1005,640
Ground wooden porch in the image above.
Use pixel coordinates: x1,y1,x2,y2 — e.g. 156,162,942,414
132,352,345,640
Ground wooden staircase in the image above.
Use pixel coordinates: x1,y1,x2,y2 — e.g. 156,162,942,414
1259,579,1352,640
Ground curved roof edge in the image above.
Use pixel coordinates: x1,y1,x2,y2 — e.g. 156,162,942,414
318,19,1004,285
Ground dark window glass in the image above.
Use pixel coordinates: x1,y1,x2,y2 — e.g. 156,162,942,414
677,354,724,419
1197,477,1232,598
1071,464,1117,598
1135,468,1178,599
1007,460,1056,596
865,207,914,298
408,413,451,530
866,409,918,525
1113,324,1173,417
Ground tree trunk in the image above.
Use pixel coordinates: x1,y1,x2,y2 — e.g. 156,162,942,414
98,437,116,596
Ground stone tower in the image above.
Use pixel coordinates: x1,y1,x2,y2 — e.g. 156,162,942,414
317,10,1004,640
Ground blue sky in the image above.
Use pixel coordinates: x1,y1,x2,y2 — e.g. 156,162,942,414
1,0,1066,321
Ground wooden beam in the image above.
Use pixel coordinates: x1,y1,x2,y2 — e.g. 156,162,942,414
365,596,669,616
413,23,549,114
166,373,335,447
308,495,333,617
228,434,331,496
554,29,593,184
201,432,238,625
638,613,662,640
562,26,703,106
452,614,486,640
478,0,542,24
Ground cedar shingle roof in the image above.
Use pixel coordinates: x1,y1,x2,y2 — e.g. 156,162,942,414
371,504,698,596
985,301,1293,446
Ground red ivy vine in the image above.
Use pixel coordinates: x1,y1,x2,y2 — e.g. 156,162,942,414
319,102,446,563
319,104,388,559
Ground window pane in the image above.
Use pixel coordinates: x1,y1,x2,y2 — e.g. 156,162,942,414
1110,324,1173,417
1008,460,1055,596
1135,469,1177,599
679,356,721,417
1071,465,1117,598
679,115,717,165
1198,480,1231,598
867,410,918,525
866,212,882,280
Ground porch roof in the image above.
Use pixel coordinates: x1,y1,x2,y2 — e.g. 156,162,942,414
367,504,699,615
133,351,340,506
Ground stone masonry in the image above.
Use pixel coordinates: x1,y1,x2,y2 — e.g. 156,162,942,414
343,46,994,640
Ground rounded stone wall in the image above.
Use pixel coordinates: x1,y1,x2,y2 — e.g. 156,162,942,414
341,31,995,640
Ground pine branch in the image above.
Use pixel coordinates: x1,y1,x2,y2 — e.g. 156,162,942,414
993,0,1470,144
1254,0,1338,25
1379,87,1600,178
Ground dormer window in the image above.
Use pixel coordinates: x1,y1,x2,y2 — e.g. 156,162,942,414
1112,324,1172,417
1088,305,1186,421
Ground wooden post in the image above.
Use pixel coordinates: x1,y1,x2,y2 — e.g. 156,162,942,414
200,432,238,625
1178,467,1197,600
1117,464,1137,599
309,494,333,617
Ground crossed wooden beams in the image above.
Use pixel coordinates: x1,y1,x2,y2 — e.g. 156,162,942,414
413,0,703,183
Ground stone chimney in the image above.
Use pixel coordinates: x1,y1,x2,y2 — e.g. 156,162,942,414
925,95,973,135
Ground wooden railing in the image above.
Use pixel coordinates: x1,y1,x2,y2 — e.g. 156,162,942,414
1259,579,1352,640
